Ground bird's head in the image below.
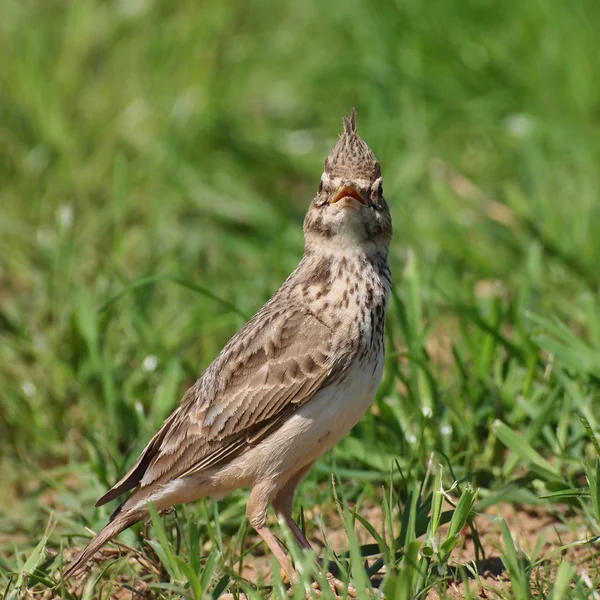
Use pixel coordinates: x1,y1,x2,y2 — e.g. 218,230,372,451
304,109,392,257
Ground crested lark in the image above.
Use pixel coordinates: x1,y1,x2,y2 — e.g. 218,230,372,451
65,110,392,585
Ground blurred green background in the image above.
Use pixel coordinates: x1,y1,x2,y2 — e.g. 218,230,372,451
1,0,600,594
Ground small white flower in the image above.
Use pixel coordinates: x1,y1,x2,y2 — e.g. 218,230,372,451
504,113,534,138
407,433,417,444
56,204,74,229
135,401,145,415
283,130,315,156
116,0,149,19
22,381,36,398
422,405,433,418
441,424,453,436
142,355,158,372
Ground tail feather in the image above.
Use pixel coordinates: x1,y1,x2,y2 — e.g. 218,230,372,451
63,510,144,580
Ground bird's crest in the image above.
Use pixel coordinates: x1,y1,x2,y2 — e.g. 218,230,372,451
325,109,380,181
342,108,357,135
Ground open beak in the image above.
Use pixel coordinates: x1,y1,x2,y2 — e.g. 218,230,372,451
331,185,366,206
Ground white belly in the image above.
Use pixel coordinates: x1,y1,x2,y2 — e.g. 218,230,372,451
211,349,384,491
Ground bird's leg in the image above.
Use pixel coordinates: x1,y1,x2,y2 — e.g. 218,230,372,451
282,516,313,550
250,472,358,597
254,525,298,584
248,483,298,584
272,469,358,598
273,464,314,551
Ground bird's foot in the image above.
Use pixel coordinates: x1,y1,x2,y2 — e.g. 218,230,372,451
308,573,357,598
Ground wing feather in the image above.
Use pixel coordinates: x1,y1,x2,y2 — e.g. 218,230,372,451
97,302,336,506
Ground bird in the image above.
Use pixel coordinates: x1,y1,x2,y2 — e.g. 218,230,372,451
64,109,393,587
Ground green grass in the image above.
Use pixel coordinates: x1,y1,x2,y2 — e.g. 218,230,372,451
2,0,600,598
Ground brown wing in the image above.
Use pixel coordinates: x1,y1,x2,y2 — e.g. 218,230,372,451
96,302,334,508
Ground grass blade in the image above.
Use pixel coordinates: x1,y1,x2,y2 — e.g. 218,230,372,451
493,420,561,482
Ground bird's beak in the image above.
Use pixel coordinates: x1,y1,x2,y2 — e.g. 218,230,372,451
331,184,366,206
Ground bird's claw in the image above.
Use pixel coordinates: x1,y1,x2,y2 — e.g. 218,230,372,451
308,573,358,598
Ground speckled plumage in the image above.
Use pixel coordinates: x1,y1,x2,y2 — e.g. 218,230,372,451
64,110,392,584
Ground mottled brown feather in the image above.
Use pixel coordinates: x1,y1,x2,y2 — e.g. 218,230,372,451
97,303,335,511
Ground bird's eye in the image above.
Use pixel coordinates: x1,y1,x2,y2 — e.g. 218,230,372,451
318,179,324,193
377,181,384,196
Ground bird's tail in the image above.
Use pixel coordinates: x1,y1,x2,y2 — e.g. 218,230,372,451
63,509,144,580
